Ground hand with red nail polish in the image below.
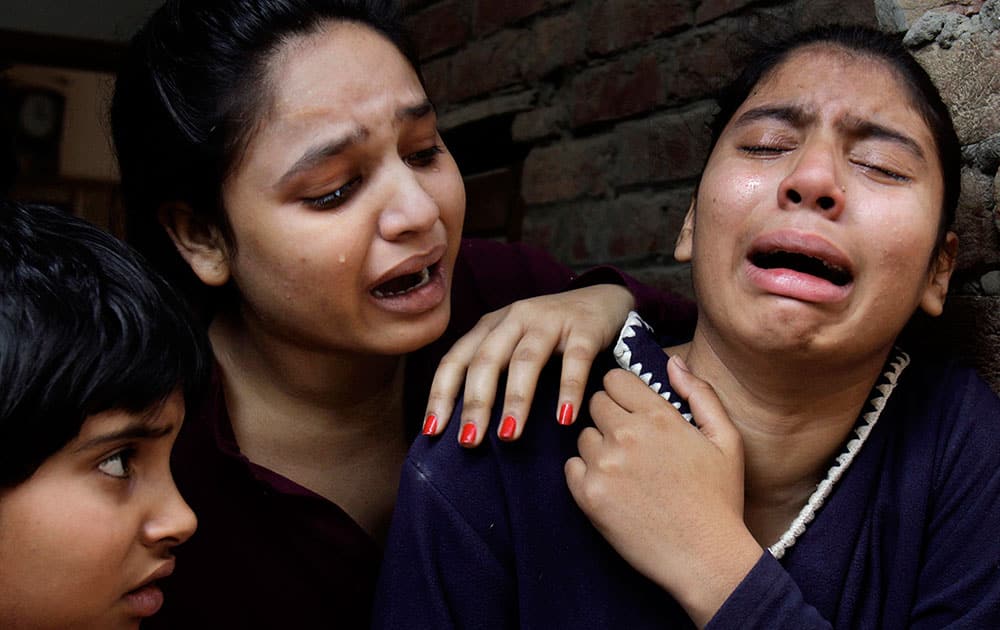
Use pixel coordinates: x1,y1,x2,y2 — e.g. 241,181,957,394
421,284,635,446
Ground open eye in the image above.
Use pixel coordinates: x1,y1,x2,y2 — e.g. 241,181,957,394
302,177,362,211
98,448,135,479
405,145,443,167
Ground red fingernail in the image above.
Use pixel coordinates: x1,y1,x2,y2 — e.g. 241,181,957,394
459,423,478,445
421,414,438,435
498,416,517,441
557,403,574,425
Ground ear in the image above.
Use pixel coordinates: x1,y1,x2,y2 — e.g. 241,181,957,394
159,202,231,287
919,231,958,317
673,198,696,263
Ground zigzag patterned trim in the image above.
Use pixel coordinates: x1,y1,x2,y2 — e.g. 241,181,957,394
768,348,911,559
613,311,693,423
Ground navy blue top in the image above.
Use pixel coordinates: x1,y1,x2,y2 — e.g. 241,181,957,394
148,242,694,629
375,316,1000,629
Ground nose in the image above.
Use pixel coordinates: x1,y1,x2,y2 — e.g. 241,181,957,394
142,477,198,549
777,138,845,219
377,166,440,241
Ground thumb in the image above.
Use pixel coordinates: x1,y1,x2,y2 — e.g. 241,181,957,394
667,355,741,455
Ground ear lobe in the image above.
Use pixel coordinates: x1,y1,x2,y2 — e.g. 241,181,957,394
674,199,696,263
159,202,231,287
919,231,958,317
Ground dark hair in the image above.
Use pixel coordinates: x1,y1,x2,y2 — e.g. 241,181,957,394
0,201,211,487
110,0,417,314
705,24,960,245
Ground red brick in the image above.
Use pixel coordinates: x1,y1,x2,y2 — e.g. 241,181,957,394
420,55,450,106
614,102,717,186
571,54,663,127
521,135,615,204
446,29,532,102
661,27,741,103
475,0,548,36
406,0,471,59
695,0,757,24
587,0,692,56
527,10,587,78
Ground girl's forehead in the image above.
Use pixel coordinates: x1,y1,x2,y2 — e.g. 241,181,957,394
731,46,934,141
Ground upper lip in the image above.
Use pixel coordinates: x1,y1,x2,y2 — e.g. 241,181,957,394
129,557,176,593
747,229,854,277
369,244,446,290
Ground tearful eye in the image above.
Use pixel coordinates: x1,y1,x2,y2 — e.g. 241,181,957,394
98,450,134,479
406,146,444,167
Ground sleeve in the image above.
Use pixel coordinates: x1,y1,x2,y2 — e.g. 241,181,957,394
907,372,1000,628
706,552,832,629
372,456,518,630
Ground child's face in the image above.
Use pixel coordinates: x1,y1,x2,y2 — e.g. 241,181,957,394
0,391,196,629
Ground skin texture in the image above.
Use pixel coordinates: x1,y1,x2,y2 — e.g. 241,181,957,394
566,46,957,627
0,392,195,629
163,21,635,539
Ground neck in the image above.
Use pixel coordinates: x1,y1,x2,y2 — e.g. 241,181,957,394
208,311,410,541
676,326,893,545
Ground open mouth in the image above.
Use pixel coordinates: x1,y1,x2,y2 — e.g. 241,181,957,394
751,250,852,286
371,263,435,298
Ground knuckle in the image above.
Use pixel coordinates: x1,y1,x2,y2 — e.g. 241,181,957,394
510,344,542,365
560,375,587,392
563,340,599,361
461,396,492,413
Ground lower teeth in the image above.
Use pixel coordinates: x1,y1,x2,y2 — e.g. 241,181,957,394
373,267,431,298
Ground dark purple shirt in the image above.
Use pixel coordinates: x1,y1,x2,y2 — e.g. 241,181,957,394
375,318,1000,628
148,239,694,628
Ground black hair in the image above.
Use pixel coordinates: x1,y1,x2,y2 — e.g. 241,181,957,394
704,24,960,245
0,201,211,487
110,0,416,316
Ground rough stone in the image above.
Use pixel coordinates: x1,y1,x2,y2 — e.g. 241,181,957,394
879,0,984,31
955,167,1000,270
570,53,664,128
911,17,1000,144
981,270,1000,294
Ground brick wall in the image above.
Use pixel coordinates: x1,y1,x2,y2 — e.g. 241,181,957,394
404,0,1000,390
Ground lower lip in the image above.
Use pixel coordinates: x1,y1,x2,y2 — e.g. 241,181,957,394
123,583,164,618
745,261,852,303
369,264,448,314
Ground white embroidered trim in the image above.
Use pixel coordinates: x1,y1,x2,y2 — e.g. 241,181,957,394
613,311,692,422
768,349,910,559
614,311,912,561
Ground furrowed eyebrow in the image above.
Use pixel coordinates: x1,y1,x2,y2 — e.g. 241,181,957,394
839,117,927,162
731,105,812,130
396,99,435,122
277,126,369,188
73,423,174,452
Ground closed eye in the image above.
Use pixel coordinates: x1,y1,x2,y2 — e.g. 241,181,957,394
302,176,362,211
854,161,910,182
740,144,791,155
